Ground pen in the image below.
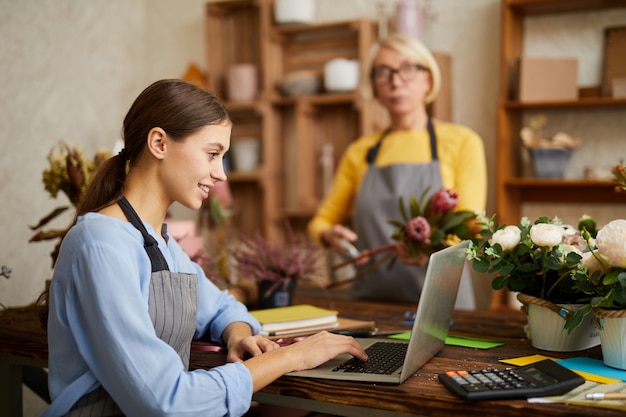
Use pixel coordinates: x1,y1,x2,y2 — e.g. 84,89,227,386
586,392,626,401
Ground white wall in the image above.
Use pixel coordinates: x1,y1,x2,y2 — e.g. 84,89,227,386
0,1,206,414
0,0,500,310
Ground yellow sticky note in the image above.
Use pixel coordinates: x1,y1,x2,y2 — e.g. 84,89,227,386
499,355,621,384
499,354,557,366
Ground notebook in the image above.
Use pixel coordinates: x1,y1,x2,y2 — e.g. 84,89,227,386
287,240,469,384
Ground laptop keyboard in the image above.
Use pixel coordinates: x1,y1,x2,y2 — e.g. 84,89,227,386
333,341,407,375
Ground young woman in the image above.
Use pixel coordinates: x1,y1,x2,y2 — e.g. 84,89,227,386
41,79,367,417
308,33,487,303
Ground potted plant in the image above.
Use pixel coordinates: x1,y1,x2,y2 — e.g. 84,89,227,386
568,164,626,368
231,223,325,309
578,219,626,369
467,215,600,352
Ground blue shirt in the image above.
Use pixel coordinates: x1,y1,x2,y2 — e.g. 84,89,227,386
42,213,261,417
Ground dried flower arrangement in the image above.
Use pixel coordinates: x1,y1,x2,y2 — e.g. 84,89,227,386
520,114,580,150
231,223,325,305
30,141,111,266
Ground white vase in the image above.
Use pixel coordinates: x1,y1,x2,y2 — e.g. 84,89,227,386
324,58,359,92
526,302,601,352
594,308,626,370
231,137,261,172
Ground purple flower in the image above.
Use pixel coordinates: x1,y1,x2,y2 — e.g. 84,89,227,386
405,216,431,244
427,188,459,217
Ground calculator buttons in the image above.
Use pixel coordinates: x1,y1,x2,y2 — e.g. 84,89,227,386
437,360,585,401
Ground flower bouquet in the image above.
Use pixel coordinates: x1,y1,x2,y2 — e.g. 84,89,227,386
570,217,626,367
467,215,604,351
469,216,588,304
389,187,479,259
571,218,626,311
330,187,479,282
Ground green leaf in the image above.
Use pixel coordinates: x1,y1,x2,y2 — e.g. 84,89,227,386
398,196,408,222
564,304,591,334
491,275,508,290
613,285,626,306
544,256,563,270
472,258,490,273
440,211,475,231
409,197,420,218
603,271,620,286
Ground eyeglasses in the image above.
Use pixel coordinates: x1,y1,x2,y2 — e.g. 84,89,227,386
370,63,428,85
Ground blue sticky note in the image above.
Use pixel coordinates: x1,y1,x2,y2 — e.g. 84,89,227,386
556,357,626,382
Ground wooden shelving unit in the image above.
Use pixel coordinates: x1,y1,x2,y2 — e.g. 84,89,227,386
492,0,626,309
496,0,626,227
204,0,379,242
205,0,452,242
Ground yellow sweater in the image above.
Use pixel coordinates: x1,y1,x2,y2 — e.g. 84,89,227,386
308,123,487,241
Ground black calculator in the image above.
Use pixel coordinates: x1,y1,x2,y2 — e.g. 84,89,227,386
438,359,585,400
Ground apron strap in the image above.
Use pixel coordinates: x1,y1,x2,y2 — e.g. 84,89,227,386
426,116,438,160
366,128,391,164
117,196,170,272
366,116,438,164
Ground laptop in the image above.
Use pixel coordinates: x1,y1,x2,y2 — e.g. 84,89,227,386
287,240,469,384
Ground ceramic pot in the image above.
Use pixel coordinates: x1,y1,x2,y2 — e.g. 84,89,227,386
324,58,359,92
526,302,600,352
226,64,258,102
593,307,626,370
258,279,296,309
530,148,572,178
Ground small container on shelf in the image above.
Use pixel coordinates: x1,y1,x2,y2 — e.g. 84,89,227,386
530,148,572,179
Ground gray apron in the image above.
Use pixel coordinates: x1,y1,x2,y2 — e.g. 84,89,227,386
352,117,443,303
64,197,199,417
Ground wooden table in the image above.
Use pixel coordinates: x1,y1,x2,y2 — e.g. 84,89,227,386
0,292,619,417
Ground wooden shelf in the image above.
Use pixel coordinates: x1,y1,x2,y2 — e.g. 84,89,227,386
504,96,626,109
270,92,358,106
506,0,626,15
503,179,623,203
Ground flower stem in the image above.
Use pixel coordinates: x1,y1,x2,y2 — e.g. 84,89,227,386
331,243,396,271
540,247,548,299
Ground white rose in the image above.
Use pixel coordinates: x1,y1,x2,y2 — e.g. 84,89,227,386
596,219,626,268
489,225,521,251
529,223,564,248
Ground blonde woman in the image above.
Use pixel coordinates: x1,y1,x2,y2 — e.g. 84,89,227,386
308,33,487,303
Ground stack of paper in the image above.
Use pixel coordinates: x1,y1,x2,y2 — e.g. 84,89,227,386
249,304,339,336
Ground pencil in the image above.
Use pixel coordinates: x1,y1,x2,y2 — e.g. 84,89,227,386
586,392,626,401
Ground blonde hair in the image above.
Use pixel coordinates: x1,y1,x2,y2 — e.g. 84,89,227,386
360,33,441,104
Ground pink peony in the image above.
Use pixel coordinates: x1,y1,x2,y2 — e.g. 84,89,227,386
405,216,431,244
427,188,459,216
